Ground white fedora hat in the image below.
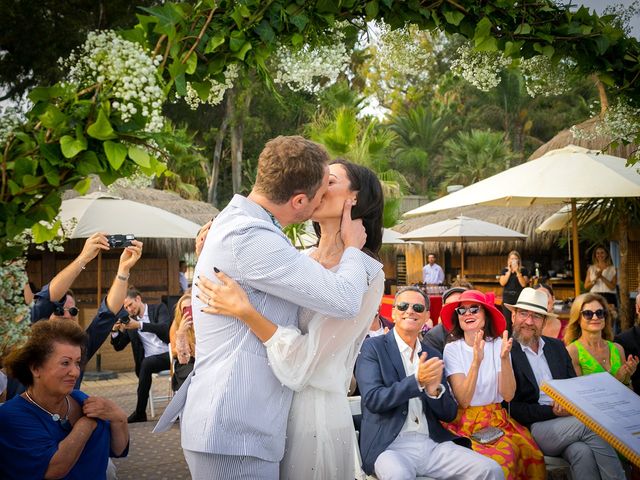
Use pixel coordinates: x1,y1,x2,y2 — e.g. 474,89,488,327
504,287,557,318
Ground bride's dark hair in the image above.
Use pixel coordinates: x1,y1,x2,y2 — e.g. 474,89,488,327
312,159,384,260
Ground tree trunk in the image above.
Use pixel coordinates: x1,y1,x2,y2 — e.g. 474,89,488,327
618,215,631,330
207,90,232,206
230,86,253,194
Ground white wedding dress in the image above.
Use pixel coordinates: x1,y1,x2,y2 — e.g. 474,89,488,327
265,269,384,480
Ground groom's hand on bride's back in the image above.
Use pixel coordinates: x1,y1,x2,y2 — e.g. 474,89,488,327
340,199,367,250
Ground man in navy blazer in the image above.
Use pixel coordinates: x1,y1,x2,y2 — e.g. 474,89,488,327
506,288,625,480
355,286,503,480
111,288,171,423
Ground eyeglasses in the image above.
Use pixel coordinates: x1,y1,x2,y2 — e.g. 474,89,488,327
581,309,605,320
394,302,426,313
455,305,481,316
516,310,545,322
54,306,79,317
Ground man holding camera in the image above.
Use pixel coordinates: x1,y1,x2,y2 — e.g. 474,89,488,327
4,233,143,400
111,288,170,423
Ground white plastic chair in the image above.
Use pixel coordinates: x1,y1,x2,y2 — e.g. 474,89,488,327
148,345,174,418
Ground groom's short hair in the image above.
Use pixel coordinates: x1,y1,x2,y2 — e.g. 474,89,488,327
254,135,329,204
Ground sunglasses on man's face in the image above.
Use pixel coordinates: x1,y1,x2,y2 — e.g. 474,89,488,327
55,306,79,317
394,302,426,313
455,305,481,316
581,309,605,320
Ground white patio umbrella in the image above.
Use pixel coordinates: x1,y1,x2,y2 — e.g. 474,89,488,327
403,145,640,295
399,216,526,277
59,191,201,305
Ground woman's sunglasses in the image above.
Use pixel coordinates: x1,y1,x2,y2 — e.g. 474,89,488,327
455,305,481,316
581,309,605,320
394,302,426,313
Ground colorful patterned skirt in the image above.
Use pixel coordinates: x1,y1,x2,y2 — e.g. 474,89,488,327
442,403,545,480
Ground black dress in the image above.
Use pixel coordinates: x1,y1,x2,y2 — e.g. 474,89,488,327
500,267,529,333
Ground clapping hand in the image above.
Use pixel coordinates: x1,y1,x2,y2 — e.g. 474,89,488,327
417,351,444,395
620,354,639,382
500,330,513,359
472,331,485,366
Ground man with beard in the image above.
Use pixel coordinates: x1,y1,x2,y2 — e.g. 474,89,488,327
506,288,625,480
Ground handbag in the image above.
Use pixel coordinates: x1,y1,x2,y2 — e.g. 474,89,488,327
471,426,505,444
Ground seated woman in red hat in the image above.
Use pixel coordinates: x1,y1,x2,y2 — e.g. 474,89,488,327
440,290,544,480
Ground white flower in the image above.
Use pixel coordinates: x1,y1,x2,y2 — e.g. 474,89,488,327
61,30,165,132
520,56,571,97
183,63,240,109
451,43,511,91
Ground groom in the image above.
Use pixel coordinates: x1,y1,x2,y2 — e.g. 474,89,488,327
175,136,382,479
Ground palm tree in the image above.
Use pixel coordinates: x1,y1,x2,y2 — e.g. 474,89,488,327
441,129,516,188
387,104,454,196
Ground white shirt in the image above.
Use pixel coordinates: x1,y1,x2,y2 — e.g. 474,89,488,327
393,328,430,436
587,265,616,294
444,338,506,405
138,304,170,358
521,338,554,406
422,263,444,284
179,271,188,292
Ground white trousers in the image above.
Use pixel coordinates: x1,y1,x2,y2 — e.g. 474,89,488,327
183,450,279,480
374,432,505,480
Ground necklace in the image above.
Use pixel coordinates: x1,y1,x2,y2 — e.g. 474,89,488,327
25,390,72,431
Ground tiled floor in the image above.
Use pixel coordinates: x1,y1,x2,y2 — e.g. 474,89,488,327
83,372,190,479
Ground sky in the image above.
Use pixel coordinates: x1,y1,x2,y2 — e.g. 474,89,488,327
575,0,640,37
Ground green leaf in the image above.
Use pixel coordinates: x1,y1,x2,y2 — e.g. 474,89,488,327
542,45,555,58
87,109,117,140
14,156,37,178
185,52,198,74
32,221,60,243
28,85,65,103
290,14,309,31
38,105,67,129
76,151,103,176
593,36,610,55
155,161,168,176
504,40,523,57
475,35,497,51
229,31,247,52
443,10,464,26
73,177,92,195
598,73,615,86
255,20,275,44
60,135,88,158
232,41,252,60
291,33,304,46
22,174,41,188
514,23,531,35
7,179,21,195
128,146,151,168
205,34,226,53
474,17,492,40
104,141,128,170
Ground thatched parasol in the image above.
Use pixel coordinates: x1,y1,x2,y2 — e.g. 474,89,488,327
529,117,638,161
393,204,563,255
62,177,218,258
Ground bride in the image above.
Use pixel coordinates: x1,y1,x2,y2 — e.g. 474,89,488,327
197,159,385,479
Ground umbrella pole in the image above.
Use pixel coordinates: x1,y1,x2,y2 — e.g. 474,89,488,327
571,199,581,298
460,242,465,279
97,250,102,309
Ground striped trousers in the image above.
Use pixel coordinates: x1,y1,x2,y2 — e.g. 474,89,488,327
183,450,279,480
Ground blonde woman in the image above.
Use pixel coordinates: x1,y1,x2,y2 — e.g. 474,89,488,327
169,292,195,391
565,293,638,386
584,246,617,308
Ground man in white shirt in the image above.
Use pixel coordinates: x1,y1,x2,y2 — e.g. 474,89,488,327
111,288,170,423
355,286,503,479
422,254,444,285
507,288,625,480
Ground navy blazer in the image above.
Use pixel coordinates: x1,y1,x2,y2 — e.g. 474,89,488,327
355,330,470,475
507,336,576,428
615,326,640,394
111,303,170,376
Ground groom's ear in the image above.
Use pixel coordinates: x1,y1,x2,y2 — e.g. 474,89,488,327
290,192,309,210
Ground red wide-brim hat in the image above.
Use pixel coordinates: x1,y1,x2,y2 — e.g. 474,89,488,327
440,289,506,336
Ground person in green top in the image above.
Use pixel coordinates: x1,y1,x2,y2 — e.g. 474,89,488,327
565,293,638,386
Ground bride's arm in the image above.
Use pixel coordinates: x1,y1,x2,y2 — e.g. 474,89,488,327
196,271,276,342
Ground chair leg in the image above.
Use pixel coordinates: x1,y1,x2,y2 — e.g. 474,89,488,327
148,382,156,418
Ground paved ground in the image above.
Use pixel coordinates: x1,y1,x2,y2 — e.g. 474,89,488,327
83,372,190,479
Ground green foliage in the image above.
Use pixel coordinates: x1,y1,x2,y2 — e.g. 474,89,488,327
441,129,517,188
